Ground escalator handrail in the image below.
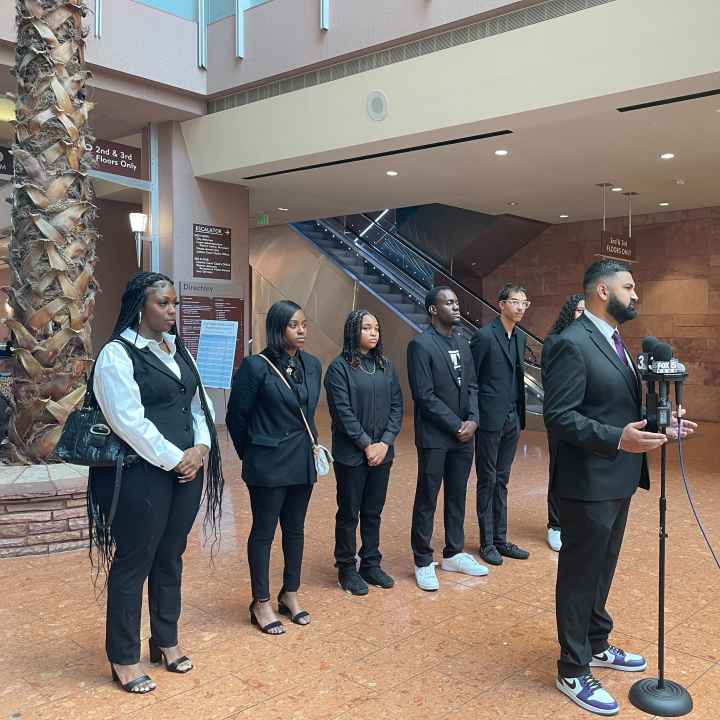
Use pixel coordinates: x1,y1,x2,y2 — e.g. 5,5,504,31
316,217,541,371
354,212,545,346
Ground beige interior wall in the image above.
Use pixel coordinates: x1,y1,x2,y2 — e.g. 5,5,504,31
0,1,205,96
184,0,720,180
250,225,414,405
156,121,250,422
207,0,538,94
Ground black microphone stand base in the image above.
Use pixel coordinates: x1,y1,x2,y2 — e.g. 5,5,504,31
629,678,692,717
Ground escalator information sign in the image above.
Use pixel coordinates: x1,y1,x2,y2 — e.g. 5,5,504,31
193,224,232,280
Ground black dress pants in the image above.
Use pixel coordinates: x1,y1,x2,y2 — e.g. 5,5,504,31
334,461,391,570
91,462,203,665
556,496,631,677
547,435,561,530
247,483,313,601
411,444,474,567
475,407,520,547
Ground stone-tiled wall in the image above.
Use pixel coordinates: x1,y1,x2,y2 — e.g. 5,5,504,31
0,464,89,557
482,206,720,422
0,493,89,558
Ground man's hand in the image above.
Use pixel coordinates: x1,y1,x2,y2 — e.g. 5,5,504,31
456,420,478,443
174,445,208,483
365,442,389,467
619,420,667,453
665,408,698,441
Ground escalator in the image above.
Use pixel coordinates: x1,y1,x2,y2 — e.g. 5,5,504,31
291,210,545,426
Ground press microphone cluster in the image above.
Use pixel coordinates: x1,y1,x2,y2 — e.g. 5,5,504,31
637,336,688,432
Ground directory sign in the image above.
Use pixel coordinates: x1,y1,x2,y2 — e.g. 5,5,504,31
196,320,238,390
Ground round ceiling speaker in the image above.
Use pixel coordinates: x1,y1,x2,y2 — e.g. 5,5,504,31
367,90,389,122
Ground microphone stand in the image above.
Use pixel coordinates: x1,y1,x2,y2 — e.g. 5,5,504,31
629,377,692,716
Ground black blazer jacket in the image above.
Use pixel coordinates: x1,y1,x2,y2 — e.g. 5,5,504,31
324,355,404,467
407,328,479,450
542,313,649,501
226,350,322,487
470,317,527,432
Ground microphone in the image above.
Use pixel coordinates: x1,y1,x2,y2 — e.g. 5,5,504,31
642,336,659,354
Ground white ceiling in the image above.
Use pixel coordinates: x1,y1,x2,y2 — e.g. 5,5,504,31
243,76,720,227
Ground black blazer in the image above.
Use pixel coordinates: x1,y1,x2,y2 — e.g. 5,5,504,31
542,313,649,501
470,317,527,432
324,355,404,467
407,328,479,449
226,350,322,487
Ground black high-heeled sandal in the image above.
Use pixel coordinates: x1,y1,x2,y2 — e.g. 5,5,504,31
277,589,311,625
110,664,156,694
148,637,193,673
249,599,285,634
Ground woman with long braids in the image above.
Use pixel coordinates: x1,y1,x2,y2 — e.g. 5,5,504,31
89,272,223,694
324,310,403,595
226,300,322,634
542,292,585,552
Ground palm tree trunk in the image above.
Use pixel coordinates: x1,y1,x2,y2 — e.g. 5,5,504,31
3,0,97,464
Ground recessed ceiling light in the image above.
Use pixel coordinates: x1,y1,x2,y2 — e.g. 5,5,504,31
658,202,670,207
674,178,686,185
494,149,510,157
559,214,569,219
611,187,623,192
507,201,519,206
659,152,675,160
386,170,398,177
277,207,289,212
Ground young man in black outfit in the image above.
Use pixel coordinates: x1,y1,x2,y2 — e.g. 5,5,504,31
471,283,530,566
407,286,487,592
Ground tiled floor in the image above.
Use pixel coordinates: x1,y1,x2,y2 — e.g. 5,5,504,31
3,414,720,719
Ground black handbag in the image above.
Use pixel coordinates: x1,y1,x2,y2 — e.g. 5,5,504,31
54,338,140,526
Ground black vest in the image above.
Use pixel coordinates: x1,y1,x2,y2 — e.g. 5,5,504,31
118,339,198,452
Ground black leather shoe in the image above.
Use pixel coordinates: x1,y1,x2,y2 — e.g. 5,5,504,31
480,545,503,566
360,566,395,589
338,567,369,596
497,542,530,560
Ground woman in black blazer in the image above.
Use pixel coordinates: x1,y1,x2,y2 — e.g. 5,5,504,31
324,310,403,596
541,293,585,552
226,300,322,634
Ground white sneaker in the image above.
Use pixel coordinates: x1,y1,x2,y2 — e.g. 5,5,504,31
440,552,489,577
415,563,439,591
548,528,562,552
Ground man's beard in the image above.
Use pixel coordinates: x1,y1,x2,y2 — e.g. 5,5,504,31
607,292,637,325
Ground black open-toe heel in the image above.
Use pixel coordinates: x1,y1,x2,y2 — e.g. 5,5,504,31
249,599,285,635
148,637,193,673
277,589,311,626
110,664,156,694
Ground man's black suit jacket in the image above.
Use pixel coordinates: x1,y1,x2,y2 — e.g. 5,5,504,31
470,317,527,432
407,328,479,449
543,313,649,501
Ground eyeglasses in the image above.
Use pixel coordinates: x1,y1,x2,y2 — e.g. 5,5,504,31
504,299,531,309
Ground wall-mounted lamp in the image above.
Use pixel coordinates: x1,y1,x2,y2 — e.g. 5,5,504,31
129,212,148,269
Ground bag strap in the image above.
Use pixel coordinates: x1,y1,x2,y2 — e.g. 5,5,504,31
107,450,125,526
258,353,317,445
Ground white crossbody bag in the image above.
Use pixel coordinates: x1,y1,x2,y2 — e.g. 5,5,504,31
259,354,333,476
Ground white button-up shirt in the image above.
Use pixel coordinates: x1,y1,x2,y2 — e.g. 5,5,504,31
93,328,213,471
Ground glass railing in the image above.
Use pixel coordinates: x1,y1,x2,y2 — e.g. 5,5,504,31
339,211,544,364
322,212,545,411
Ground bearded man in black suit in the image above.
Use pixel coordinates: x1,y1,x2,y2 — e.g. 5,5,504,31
543,259,696,716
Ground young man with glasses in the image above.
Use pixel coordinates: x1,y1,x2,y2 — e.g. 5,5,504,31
470,283,531,566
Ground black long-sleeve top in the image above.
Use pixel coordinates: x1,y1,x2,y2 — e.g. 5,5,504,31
324,354,404,467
